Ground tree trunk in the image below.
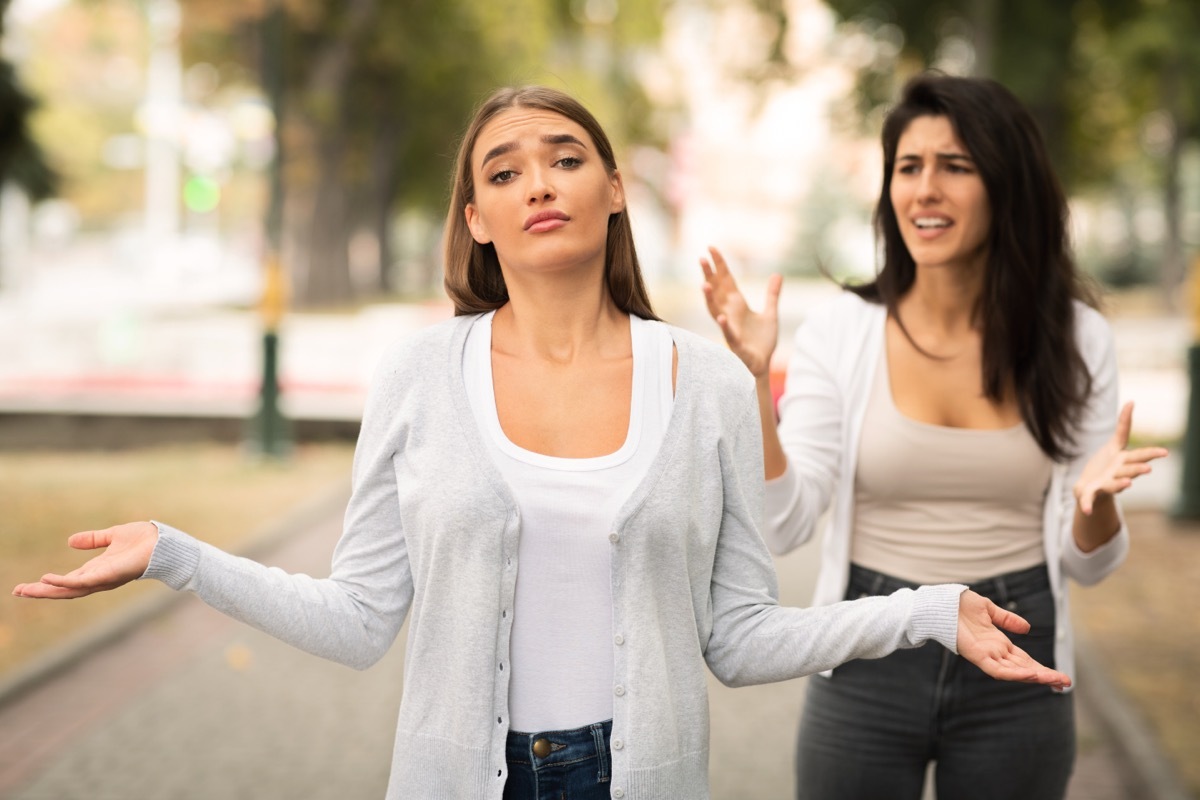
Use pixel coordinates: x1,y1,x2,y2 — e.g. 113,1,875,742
299,132,354,307
968,0,997,77
291,0,378,307
369,99,403,295
1160,57,1185,311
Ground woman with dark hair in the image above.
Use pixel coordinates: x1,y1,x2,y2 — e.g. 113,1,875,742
703,73,1167,799
16,84,1070,800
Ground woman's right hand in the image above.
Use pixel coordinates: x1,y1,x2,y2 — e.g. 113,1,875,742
12,521,159,599
700,245,782,379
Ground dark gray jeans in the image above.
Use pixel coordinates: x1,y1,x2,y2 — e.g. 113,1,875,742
796,563,1075,800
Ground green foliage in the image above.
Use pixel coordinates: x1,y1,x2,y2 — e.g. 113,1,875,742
0,1,58,202
181,0,668,304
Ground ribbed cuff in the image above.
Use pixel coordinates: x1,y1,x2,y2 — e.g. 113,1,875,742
140,521,201,590
910,583,966,653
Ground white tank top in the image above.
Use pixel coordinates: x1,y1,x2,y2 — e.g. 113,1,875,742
462,311,675,731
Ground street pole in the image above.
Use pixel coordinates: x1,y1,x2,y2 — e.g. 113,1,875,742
1171,254,1200,519
249,0,291,459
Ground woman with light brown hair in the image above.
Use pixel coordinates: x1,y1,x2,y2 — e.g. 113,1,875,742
15,84,1069,800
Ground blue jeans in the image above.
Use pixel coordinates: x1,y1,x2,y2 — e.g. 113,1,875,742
796,563,1075,800
504,719,612,800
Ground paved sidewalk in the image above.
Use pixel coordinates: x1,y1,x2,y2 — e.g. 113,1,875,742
0,488,1164,799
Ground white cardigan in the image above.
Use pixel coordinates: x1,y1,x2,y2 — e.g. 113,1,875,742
144,313,965,800
763,291,1128,684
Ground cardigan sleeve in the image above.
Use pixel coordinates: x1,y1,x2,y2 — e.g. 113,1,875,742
142,355,415,671
760,305,847,555
1058,305,1129,585
702,390,964,688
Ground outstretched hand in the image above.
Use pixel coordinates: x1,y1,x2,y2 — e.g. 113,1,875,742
1075,401,1169,515
699,246,782,379
956,590,1071,690
11,521,159,599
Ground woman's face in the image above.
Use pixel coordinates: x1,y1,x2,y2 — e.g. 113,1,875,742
889,114,992,275
464,107,624,280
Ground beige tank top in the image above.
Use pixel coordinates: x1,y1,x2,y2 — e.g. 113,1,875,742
851,345,1052,584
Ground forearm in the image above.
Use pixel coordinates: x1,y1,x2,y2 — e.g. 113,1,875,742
756,373,788,480
1072,493,1121,552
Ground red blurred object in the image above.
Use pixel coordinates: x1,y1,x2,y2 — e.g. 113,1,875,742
769,367,786,420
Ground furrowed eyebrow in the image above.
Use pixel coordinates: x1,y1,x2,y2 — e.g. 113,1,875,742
480,141,518,169
897,152,973,162
480,133,588,169
543,133,586,148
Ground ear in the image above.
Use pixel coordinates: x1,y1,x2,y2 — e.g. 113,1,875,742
464,203,492,244
609,170,626,214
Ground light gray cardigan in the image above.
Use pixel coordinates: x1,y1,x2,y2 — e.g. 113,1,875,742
144,313,964,800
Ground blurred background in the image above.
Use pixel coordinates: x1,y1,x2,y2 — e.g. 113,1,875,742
0,0,1197,798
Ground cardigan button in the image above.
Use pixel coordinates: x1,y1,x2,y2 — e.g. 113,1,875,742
614,685,625,697
613,789,625,798
608,532,620,543
614,634,624,646
532,738,552,758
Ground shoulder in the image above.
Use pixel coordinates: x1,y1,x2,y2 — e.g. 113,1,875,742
374,314,474,376
1070,300,1115,361
666,324,757,426
668,324,754,389
364,315,475,414
1072,299,1111,336
802,289,884,332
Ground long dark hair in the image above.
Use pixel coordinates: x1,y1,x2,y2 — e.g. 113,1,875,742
442,85,657,320
849,73,1096,462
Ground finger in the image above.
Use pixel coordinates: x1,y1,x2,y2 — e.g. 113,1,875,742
67,529,114,551
1078,487,1095,515
764,273,783,319
12,581,96,600
989,604,1032,635
701,281,722,320
1112,401,1133,448
1112,462,1154,481
699,255,715,282
715,314,741,349
1000,648,1073,688
1123,446,1169,464
707,245,730,278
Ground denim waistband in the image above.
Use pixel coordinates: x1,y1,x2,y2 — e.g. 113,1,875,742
847,562,1050,607
506,719,613,769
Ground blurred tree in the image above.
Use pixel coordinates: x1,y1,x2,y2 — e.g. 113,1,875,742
1071,0,1200,306
0,0,58,233
772,0,1196,302
184,0,664,308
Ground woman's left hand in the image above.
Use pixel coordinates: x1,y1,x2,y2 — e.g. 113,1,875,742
956,590,1072,689
1074,401,1169,515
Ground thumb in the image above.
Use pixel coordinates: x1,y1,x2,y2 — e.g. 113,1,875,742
66,528,117,551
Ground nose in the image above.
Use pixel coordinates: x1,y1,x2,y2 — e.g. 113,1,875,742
915,168,941,203
527,166,556,204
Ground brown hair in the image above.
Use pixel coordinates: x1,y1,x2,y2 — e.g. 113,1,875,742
850,73,1096,461
442,85,657,320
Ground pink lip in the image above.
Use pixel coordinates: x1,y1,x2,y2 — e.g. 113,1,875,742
524,209,570,232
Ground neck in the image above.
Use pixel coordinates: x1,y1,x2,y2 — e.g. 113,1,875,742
901,261,986,336
493,267,627,362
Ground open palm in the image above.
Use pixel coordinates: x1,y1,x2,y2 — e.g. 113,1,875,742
12,521,159,599
700,246,781,378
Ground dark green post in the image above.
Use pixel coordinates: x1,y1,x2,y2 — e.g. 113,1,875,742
1171,256,1200,518
249,0,291,459
1171,343,1200,519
